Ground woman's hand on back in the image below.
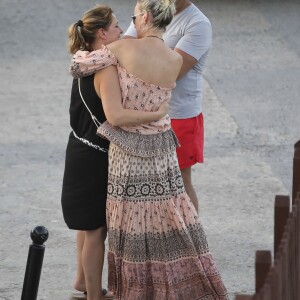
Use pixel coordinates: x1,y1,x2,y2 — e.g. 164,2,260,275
158,100,169,118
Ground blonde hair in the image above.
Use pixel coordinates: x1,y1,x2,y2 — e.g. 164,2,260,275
68,5,113,54
137,0,176,31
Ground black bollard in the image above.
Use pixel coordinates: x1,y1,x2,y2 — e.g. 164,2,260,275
21,226,49,300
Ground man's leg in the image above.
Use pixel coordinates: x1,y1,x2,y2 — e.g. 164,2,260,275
171,114,204,213
181,166,199,212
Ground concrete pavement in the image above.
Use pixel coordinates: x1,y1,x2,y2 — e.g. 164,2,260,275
0,0,299,299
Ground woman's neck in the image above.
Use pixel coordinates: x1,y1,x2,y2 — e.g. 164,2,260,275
142,29,164,40
91,41,105,51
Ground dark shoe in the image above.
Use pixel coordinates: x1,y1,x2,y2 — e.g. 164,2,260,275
102,289,115,299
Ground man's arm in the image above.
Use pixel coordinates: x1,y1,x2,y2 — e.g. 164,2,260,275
174,20,212,80
174,49,198,80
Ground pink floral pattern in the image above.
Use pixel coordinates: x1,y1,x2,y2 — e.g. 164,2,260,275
71,45,172,135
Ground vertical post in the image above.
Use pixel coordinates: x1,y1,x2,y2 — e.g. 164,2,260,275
295,197,300,300
274,253,283,300
281,232,289,300
292,140,300,204
21,226,49,300
274,195,290,258
269,267,278,300
255,250,272,293
290,213,296,300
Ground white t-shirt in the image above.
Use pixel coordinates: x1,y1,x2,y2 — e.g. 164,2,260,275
124,4,212,119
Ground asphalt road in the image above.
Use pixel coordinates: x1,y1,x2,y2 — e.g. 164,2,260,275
0,0,299,299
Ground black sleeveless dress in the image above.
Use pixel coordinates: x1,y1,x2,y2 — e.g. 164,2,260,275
61,74,109,230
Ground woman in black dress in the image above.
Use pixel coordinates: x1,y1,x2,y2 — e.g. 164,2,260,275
62,5,169,300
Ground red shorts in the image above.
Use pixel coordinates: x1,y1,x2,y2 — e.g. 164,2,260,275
171,113,204,169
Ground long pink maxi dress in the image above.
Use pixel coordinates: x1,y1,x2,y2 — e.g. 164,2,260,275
71,46,228,300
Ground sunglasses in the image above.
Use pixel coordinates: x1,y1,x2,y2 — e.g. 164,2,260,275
131,12,145,25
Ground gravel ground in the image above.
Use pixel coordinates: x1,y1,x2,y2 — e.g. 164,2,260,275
0,0,299,299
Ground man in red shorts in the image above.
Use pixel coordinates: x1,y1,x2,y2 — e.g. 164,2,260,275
124,0,212,212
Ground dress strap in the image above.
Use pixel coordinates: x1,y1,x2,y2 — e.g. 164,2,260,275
78,78,101,128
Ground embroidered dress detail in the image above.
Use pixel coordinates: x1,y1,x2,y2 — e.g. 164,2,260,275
97,121,179,157
70,45,118,79
72,130,108,152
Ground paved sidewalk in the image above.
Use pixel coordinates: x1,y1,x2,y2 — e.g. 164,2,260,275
0,0,299,299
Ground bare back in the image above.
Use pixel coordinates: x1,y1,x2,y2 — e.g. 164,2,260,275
108,38,182,89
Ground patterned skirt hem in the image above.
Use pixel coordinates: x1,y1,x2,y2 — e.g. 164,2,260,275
108,252,229,300
97,121,180,157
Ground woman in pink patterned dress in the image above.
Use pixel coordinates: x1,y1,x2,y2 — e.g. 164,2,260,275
70,0,228,299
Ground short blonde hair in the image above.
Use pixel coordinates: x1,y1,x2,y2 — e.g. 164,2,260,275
137,0,176,31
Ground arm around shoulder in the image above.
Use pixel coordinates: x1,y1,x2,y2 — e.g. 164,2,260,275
70,46,118,78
